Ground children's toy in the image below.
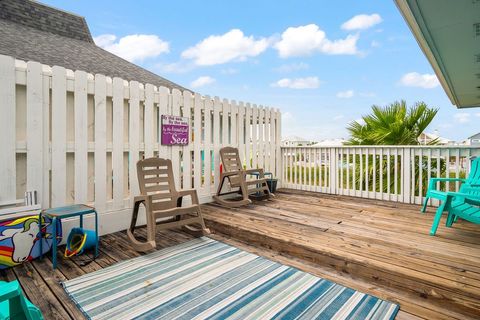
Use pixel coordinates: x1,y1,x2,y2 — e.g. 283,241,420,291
0,192,61,270
0,280,44,319
64,227,98,257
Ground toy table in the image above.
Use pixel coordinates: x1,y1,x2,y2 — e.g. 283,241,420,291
39,204,98,269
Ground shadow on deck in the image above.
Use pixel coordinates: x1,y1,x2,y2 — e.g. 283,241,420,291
202,189,480,320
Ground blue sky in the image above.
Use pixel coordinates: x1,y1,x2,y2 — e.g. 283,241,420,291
44,0,479,142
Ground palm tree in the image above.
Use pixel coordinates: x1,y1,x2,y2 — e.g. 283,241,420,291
346,100,438,145
344,100,440,194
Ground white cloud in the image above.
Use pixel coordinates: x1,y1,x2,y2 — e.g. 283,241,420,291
94,34,169,62
454,113,470,124
221,68,238,75
341,14,383,31
337,90,354,98
190,76,215,88
399,72,440,89
333,115,345,121
94,34,116,47
371,40,381,48
274,24,359,58
475,112,480,117
271,77,321,89
181,29,268,66
273,62,309,73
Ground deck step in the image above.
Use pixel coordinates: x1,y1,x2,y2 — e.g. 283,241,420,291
203,192,480,320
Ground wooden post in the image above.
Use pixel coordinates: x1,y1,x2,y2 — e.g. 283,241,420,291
0,55,16,204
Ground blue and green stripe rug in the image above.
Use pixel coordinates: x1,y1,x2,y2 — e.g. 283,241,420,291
62,237,399,320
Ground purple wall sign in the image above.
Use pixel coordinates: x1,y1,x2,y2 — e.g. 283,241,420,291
161,115,189,145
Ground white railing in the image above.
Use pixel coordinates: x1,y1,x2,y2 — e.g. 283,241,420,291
281,146,480,204
0,54,282,234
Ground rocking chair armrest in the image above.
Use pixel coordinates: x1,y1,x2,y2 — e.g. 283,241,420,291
244,168,264,177
446,192,480,205
177,189,200,205
133,194,152,204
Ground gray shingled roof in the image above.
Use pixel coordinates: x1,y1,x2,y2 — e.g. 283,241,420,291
0,0,187,91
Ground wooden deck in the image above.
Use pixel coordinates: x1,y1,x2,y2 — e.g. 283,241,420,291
2,189,479,319
202,189,480,320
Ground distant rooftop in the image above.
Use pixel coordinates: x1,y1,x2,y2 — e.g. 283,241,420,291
311,139,346,147
0,0,186,91
282,135,310,142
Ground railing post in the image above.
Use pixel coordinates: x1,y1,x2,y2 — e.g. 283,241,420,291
402,147,412,203
276,110,282,188
329,147,338,194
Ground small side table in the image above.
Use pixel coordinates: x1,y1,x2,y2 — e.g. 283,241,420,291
248,172,278,193
39,204,99,269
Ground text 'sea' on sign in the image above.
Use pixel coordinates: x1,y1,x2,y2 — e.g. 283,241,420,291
161,115,189,145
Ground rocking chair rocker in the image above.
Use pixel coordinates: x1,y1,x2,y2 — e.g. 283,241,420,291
128,157,210,252
213,147,274,207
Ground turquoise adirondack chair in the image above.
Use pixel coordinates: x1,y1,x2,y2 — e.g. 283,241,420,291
445,186,480,229
422,157,480,235
0,280,43,320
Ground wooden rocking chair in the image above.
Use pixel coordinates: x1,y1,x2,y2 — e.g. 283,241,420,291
128,157,210,252
213,147,274,207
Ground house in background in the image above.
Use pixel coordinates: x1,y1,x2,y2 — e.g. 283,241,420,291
281,135,312,147
311,138,346,147
418,131,454,145
463,132,480,146
0,0,185,90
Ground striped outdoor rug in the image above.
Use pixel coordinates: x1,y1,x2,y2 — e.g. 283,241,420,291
63,237,399,320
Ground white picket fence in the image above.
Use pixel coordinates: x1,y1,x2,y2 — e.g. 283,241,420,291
281,146,480,204
0,54,282,234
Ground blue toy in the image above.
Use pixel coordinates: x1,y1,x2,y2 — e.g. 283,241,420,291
65,227,98,257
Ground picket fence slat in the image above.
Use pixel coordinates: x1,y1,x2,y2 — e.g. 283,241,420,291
252,104,258,168
183,90,192,189
231,101,237,149
204,96,213,192
26,61,44,203
94,74,107,211
258,106,264,170
171,89,181,190
74,70,88,204
144,83,155,158
51,66,67,206
213,97,221,189
158,86,169,159
237,102,245,165
0,55,16,203
42,72,51,207
112,77,124,210
193,93,202,191
245,104,251,168
129,81,140,205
